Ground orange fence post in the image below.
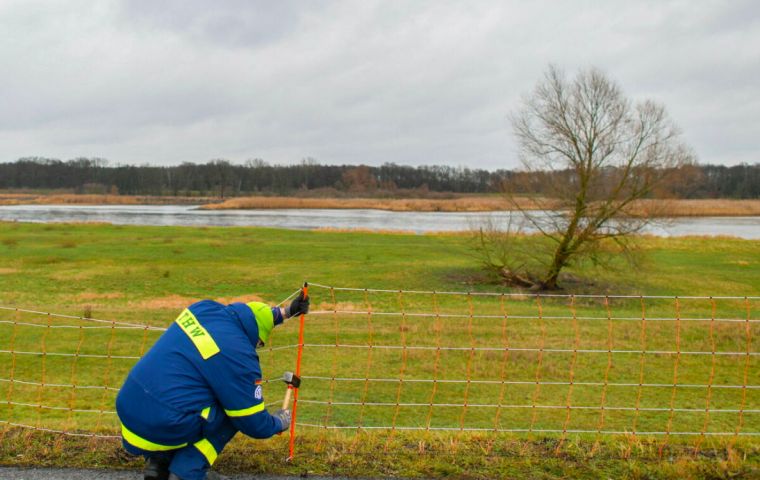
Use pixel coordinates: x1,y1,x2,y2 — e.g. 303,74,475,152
556,295,580,453
731,297,753,448
66,324,86,432
96,317,118,433
323,286,339,432
386,290,409,448
287,282,308,461
593,296,614,454
493,293,510,433
694,297,717,454
528,295,546,437
425,291,443,431
659,297,682,457
35,312,52,433
358,288,374,429
626,296,648,457
458,293,476,431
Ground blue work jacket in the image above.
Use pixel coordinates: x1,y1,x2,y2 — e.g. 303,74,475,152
116,300,284,447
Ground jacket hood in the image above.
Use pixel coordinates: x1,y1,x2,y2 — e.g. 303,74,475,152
226,302,260,347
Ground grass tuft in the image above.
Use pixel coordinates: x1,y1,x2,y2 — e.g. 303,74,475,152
2,429,757,479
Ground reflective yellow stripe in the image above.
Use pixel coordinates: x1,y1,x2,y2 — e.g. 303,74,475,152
121,423,187,451
200,406,211,420
224,402,265,417
194,438,218,465
175,309,220,360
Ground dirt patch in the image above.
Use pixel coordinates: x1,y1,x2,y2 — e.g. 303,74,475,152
216,294,264,304
75,292,124,301
728,260,751,266
316,301,361,311
132,295,199,309
133,294,265,310
0,268,18,275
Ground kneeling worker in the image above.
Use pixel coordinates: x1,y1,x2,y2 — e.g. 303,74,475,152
116,288,309,480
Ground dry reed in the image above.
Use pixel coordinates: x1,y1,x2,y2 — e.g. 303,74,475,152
1,193,758,216
200,195,543,212
628,199,760,217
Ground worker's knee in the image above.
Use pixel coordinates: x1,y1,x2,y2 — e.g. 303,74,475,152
169,438,224,480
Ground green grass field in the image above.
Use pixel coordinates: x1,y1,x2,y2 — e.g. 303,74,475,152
1,221,759,478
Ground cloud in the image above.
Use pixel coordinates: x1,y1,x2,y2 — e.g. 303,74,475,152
0,0,758,168
117,0,310,48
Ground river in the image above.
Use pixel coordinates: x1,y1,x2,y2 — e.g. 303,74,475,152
0,204,758,239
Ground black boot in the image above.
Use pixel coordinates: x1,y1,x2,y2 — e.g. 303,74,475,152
168,472,227,480
144,456,171,480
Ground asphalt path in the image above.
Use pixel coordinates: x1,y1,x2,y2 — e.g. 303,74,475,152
0,468,356,480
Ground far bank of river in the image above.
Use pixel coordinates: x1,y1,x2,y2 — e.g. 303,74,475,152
0,204,758,239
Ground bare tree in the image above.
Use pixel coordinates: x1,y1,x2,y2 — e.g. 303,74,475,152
481,66,694,290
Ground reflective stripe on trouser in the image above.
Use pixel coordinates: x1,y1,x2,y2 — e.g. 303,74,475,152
121,423,188,451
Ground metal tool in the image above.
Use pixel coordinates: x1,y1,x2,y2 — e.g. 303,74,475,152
281,371,301,409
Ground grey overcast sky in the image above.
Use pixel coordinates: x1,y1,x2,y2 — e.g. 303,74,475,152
1,0,758,169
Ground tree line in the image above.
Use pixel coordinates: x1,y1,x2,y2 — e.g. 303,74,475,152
0,157,757,198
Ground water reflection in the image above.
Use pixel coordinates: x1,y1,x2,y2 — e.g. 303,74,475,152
0,204,757,239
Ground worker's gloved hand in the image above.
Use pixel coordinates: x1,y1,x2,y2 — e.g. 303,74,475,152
273,408,291,431
285,291,309,318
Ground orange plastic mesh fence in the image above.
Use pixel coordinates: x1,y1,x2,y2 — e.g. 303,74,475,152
1,286,759,455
